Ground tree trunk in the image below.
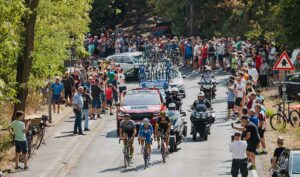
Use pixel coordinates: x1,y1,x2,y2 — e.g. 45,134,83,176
189,2,194,35
12,0,40,121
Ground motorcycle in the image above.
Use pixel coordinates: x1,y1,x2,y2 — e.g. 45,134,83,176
166,109,187,152
198,75,217,101
190,104,215,141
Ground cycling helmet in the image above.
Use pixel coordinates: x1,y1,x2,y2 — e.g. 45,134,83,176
143,118,150,125
168,103,176,110
198,91,205,97
171,87,179,93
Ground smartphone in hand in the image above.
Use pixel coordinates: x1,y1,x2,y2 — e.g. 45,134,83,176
231,123,234,128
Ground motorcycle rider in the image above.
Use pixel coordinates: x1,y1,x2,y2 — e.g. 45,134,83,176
192,91,212,109
155,111,171,152
119,114,137,160
166,87,182,110
200,67,217,98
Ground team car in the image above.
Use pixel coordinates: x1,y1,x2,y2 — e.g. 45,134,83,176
116,89,166,135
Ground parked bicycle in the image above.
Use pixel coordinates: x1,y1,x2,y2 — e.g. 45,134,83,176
119,137,132,168
269,100,300,131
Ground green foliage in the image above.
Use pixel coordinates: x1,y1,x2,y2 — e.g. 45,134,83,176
148,0,299,48
266,108,275,118
0,0,92,124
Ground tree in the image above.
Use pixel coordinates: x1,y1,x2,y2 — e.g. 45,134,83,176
13,0,40,120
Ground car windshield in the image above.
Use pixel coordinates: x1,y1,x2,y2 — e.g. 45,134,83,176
287,74,300,82
132,55,143,63
292,154,300,174
123,93,160,106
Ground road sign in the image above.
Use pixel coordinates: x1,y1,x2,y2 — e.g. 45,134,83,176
273,51,295,70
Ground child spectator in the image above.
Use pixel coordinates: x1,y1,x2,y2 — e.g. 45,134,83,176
106,84,114,115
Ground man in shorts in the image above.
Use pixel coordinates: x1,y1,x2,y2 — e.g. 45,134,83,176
119,114,136,159
233,116,261,170
51,76,64,113
91,79,103,119
8,111,30,170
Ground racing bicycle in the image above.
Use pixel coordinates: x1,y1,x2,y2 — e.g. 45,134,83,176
269,100,300,131
119,137,132,168
142,140,151,169
160,130,167,163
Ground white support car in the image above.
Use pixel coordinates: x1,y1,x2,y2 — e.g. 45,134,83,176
106,52,145,72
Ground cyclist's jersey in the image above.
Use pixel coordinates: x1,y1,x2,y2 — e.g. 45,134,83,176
120,120,136,131
139,124,153,137
157,116,171,132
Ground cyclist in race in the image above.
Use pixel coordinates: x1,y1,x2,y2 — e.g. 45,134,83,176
155,112,171,152
139,118,154,161
119,114,137,159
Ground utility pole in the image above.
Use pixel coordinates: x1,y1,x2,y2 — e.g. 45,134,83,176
48,65,52,123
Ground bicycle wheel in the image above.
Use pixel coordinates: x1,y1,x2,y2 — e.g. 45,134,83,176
161,142,166,163
289,110,300,128
270,113,287,131
143,147,148,169
35,128,45,149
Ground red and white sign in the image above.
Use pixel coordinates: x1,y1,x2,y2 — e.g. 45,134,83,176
273,51,295,71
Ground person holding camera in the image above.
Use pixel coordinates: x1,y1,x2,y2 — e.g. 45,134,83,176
8,111,31,170
232,115,261,170
230,132,248,177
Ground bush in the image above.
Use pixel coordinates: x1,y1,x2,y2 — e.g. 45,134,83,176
266,108,275,118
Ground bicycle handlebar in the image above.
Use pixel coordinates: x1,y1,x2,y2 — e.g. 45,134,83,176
273,100,293,107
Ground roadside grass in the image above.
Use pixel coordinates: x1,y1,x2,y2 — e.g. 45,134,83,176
258,86,300,176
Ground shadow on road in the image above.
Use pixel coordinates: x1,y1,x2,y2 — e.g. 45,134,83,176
105,130,118,138
54,134,76,138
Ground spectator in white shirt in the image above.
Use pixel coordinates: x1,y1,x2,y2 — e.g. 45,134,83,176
230,132,248,177
247,64,259,86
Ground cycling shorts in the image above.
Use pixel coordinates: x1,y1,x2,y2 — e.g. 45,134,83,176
123,129,134,138
139,132,152,145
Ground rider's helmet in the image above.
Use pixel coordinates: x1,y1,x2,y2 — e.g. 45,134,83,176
143,118,150,126
168,103,176,110
197,91,205,100
171,87,179,95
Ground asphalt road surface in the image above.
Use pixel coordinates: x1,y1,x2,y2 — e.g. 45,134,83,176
9,70,254,177
67,70,236,177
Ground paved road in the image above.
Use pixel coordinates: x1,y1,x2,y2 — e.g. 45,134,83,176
66,71,236,177
9,70,255,177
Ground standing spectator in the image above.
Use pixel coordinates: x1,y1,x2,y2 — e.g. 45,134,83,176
118,68,127,101
61,72,74,106
233,116,261,170
82,87,92,131
229,132,248,177
51,76,64,114
248,109,259,127
259,60,269,87
193,41,200,71
255,104,267,154
270,137,286,170
91,79,103,119
208,42,216,70
184,39,193,67
111,74,119,104
254,51,263,72
8,111,30,170
227,82,236,120
217,39,225,70
73,86,84,135
235,77,246,115
247,64,259,86
106,84,114,115
201,42,208,70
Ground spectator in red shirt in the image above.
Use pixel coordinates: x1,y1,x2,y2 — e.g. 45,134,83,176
255,51,263,72
106,84,113,115
201,43,208,67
